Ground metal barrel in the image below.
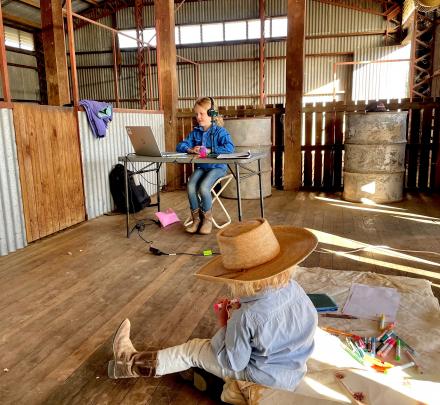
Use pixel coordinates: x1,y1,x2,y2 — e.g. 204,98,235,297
343,111,407,203
222,117,272,199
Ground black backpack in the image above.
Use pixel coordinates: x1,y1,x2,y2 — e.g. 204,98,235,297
109,164,151,213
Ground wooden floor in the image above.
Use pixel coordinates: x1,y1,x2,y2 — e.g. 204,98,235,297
1,190,439,405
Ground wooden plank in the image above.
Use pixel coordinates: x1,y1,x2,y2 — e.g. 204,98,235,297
303,112,313,188
323,111,335,190
314,111,323,188
284,0,306,190
155,0,179,190
406,109,421,189
418,107,433,190
41,0,70,105
11,104,85,242
12,104,39,241
274,105,284,189
431,106,440,191
333,112,344,190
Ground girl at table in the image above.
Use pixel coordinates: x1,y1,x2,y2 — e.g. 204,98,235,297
176,97,234,235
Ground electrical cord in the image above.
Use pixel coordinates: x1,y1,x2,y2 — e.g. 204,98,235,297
149,246,219,257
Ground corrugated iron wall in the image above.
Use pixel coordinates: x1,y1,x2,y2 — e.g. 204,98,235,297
78,111,165,219
352,45,411,101
72,0,392,108
0,51,39,101
0,108,27,256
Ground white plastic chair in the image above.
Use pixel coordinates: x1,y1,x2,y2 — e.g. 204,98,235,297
184,173,234,229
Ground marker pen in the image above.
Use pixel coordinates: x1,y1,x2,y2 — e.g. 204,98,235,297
381,338,396,357
379,313,386,331
377,338,395,357
377,322,395,340
386,361,415,374
395,338,401,361
371,337,376,357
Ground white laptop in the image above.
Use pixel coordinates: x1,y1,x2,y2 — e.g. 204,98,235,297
126,126,188,158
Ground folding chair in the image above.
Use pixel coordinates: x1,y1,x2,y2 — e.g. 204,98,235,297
184,173,234,229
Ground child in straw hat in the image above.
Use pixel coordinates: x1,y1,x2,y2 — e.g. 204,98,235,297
108,218,318,391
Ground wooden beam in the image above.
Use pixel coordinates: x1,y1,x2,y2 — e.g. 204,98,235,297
155,0,179,189
66,0,79,107
16,0,40,10
284,0,306,190
2,11,40,29
0,5,12,102
41,0,70,105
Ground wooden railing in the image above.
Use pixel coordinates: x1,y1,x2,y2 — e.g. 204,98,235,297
177,98,440,192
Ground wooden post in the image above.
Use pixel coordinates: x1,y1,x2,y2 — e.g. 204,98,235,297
65,0,79,107
259,0,266,106
41,0,71,106
155,0,179,189
0,4,11,103
284,0,306,190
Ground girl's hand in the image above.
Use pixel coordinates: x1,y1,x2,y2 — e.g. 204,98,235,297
192,146,201,154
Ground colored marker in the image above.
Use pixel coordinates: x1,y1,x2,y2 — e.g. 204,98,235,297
371,337,376,357
381,338,396,357
379,313,386,331
386,361,415,374
377,322,395,340
395,338,401,361
404,349,423,374
377,338,395,357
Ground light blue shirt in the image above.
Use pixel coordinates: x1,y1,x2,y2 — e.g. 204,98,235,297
176,124,234,170
210,280,317,390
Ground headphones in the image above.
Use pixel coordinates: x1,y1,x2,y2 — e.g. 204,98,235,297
207,97,218,118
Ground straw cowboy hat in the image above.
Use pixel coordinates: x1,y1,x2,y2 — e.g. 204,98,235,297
196,218,318,283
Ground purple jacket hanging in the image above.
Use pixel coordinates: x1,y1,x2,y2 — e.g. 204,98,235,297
79,99,113,138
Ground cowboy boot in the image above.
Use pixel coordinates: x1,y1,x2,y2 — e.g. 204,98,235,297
199,209,213,235
185,208,201,234
108,319,158,379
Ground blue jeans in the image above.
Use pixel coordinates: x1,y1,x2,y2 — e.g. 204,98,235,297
187,168,226,212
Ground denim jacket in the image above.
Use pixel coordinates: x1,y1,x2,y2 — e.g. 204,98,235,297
176,124,234,170
211,280,317,390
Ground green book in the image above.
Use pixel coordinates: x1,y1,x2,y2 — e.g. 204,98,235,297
307,293,338,312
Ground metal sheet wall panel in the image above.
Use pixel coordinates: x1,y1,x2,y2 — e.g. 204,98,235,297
117,6,155,30
78,111,165,219
5,51,39,101
175,0,258,24
73,16,113,52
307,1,384,35
0,109,27,256
352,45,411,101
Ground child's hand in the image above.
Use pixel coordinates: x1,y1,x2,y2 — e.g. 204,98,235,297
214,298,241,327
214,298,230,327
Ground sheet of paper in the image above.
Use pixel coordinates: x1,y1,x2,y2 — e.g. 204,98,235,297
342,283,400,322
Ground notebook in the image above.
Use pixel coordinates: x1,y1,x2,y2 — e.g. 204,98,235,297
307,294,338,312
126,126,188,158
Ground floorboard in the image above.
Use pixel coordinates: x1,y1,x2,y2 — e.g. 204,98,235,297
1,190,439,404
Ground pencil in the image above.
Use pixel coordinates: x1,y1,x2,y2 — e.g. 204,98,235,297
322,326,362,340
320,313,358,319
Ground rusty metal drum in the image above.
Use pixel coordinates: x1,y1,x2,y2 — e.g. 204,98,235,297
222,117,272,199
343,112,407,203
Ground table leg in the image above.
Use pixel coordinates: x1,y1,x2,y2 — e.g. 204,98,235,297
258,158,264,218
124,158,129,238
235,163,242,221
156,162,161,212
